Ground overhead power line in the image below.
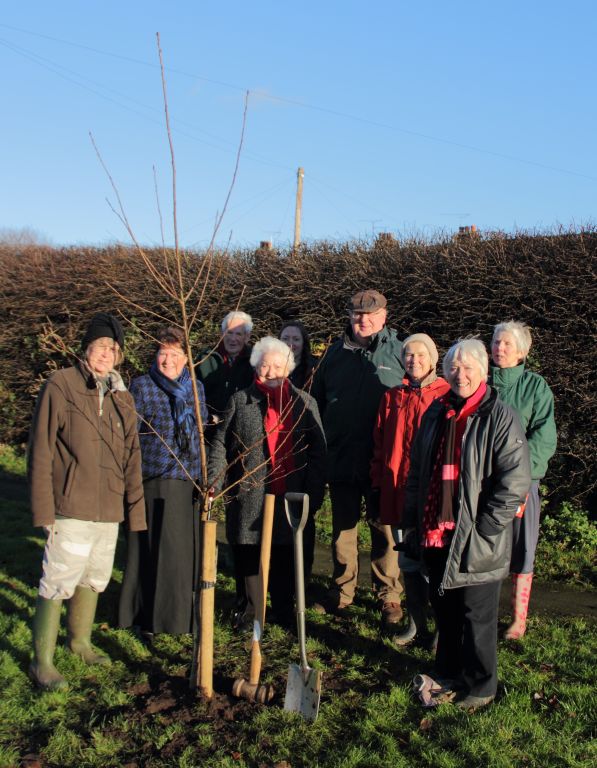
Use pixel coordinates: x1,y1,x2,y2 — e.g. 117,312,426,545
1,22,595,183
0,35,294,173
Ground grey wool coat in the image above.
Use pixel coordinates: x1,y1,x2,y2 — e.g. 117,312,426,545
208,381,327,546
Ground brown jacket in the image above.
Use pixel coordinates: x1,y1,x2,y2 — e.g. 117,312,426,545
28,364,146,531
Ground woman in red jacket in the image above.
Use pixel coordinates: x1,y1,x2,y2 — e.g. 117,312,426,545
370,333,449,645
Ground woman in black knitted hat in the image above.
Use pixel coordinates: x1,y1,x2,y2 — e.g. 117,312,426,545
28,312,146,690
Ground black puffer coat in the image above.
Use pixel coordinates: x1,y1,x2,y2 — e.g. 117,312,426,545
208,381,326,546
403,387,531,589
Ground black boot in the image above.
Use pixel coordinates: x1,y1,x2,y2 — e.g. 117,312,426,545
394,572,431,647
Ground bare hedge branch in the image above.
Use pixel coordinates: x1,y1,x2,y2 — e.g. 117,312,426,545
1,227,595,511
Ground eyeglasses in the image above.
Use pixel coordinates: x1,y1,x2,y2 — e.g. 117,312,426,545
90,343,117,354
349,308,384,320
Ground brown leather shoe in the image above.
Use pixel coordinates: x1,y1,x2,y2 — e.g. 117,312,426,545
311,594,352,616
381,602,403,625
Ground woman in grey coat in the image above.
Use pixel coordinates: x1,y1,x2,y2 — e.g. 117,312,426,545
208,336,326,628
403,339,530,711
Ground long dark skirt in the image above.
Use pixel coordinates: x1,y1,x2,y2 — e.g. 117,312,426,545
510,481,541,574
118,478,200,634
233,543,295,621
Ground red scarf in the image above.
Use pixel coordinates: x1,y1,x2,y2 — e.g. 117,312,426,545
422,382,487,548
254,377,296,495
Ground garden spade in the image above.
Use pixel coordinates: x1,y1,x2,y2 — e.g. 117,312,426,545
283,492,322,722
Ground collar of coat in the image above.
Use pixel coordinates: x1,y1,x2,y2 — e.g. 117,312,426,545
431,383,497,421
215,341,252,366
246,379,299,403
490,363,526,389
77,361,127,393
342,323,388,352
403,370,438,389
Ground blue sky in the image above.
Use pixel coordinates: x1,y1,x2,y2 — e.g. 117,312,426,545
1,1,595,248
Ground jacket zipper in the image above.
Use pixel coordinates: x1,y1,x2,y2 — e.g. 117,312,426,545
348,348,369,473
96,383,103,513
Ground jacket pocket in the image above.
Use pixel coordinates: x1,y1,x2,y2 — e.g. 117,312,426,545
63,459,77,498
462,527,509,574
107,474,125,500
109,412,126,462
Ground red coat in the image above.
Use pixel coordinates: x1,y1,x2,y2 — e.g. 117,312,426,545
370,376,450,525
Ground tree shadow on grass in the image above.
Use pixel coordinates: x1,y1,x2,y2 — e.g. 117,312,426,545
0,469,29,503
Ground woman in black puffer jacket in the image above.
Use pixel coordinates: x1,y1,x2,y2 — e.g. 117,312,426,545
403,338,531,711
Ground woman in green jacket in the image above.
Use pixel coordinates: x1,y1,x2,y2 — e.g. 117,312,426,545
490,321,557,639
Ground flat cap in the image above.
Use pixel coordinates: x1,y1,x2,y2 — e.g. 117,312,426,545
348,289,387,313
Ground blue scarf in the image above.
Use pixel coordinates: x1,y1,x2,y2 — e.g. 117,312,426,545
149,362,199,459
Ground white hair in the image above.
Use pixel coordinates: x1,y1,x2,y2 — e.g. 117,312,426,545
221,311,253,335
492,320,532,360
250,336,296,373
443,338,489,381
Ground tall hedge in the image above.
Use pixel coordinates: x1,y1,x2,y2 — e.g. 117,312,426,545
1,229,595,512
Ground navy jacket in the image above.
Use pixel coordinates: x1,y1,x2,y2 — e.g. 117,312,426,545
311,325,405,485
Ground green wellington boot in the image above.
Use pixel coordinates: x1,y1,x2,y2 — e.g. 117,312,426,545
29,595,68,691
66,587,110,665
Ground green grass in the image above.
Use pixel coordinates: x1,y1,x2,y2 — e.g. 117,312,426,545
0,447,595,767
535,502,597,586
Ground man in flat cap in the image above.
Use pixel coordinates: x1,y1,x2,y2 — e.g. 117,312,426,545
312,289,405,625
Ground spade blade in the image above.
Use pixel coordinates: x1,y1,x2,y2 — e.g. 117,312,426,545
284,663,322,722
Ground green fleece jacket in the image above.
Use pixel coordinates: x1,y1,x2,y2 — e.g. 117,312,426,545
490,364,556,481
312,325,405,484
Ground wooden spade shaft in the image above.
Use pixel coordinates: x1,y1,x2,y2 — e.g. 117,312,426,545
233,493,275,701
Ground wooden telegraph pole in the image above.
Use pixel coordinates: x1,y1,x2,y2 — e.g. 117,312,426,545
293,167,304,249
